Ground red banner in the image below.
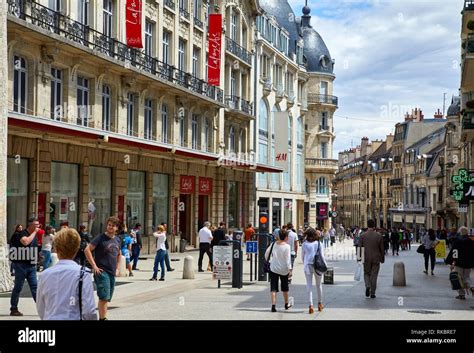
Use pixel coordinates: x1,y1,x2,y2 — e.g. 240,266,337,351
207,14,222,86
118,195,125,223
38,193,46,227
126,0,143,48
180,176,195,194
199,178,213,195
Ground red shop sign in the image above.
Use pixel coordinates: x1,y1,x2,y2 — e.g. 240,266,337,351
199,178,213,195
180,176,195,194
126,0,143,48
207,14,222,86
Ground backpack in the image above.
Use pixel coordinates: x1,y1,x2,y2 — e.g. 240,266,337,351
119,234,127,249
313,241,327,274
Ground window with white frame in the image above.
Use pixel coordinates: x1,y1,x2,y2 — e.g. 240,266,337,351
103,0,113,37
144,98,153,140
51,67,62,120
297,117,303,146
321,142,328,159
194,0,201,20
145,20,154,57
102,84,111,131
321,112,328,130
320,81,328,96
163,31,171,64
161,104,168,143
77,77,89,127
229,126,236,153
191,114,199,149
230,8,237,41
259,99,268,136
13,56,27,114
78,0,89,25
192,47,200,78
317,177,328,195
179,0,188,11
178,38,186,71
230,70,237,97
48,0,61,11
127,93,134,136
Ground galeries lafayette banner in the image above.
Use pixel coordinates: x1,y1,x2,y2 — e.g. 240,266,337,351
126,0,143,48
207,14,222,86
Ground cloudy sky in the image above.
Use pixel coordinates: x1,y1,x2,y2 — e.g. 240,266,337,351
289,0,464,158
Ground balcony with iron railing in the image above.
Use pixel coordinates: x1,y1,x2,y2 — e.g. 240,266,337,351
165,0,175,10
305,158,338,170
307,93,338,106
226,36,252,65
7,0,223,104
179,6,190,20
194,17,203,29
225,95,253,116
389,178,403,186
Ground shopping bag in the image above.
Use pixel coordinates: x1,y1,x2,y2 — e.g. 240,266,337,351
354,262,362,281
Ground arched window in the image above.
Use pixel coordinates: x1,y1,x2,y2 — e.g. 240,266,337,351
317,177,328,195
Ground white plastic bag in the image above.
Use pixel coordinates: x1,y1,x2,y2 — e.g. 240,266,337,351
354,262,362,281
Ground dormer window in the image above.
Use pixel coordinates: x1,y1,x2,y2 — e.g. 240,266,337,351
320,55,330,68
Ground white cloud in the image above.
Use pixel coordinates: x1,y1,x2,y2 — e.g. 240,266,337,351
291,0,463,158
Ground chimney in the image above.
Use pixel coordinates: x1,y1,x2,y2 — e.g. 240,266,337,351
434,108,443,119
361,137,369,157
386,134,394,149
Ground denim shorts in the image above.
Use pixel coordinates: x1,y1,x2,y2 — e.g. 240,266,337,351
94,271,116,302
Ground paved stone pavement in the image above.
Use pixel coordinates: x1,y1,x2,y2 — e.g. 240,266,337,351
1,239,473,320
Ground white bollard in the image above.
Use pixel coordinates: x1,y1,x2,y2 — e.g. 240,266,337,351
118,255,127,277
50,252,59,267
393,262,406,286
182,256,195,279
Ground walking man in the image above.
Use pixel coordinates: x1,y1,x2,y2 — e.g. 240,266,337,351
359,219,385,298
9,217,40,316
161,223,175,272
84,216,121,320
198,221,213,272
130,223,142,271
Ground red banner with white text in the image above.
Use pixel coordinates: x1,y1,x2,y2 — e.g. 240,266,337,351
207,14,222,86
126,0,143,48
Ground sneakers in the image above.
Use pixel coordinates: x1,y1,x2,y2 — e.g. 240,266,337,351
309,305,314,314
10,309,23,317
285,303,292,310
365,288,370,297
318,303,324,312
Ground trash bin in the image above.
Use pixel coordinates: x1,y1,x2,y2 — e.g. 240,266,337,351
324,267,334,284
180,238,187,253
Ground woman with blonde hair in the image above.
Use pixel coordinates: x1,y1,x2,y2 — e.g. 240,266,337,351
36,227,97,320
301,227,327,314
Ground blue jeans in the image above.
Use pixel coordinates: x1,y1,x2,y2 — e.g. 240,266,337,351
130,244,141,269
42,250,52,270
152,249,167,279
323,238,329,248
10,262,37,311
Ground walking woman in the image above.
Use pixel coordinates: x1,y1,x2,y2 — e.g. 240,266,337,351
322,228,330,248
422,229,439,275
265,230,292,312
150,225,167,281
301,228,326,314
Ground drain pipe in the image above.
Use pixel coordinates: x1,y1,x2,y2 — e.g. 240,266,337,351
253,32,258,226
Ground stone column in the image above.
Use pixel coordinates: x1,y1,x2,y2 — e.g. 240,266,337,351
0,0,14,292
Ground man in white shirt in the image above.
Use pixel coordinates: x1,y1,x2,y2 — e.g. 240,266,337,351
198,221,213,272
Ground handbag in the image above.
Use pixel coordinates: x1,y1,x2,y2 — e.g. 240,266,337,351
313,241,327,274
263,242,275,273
354,262,362,281
417,244,425,254
449,270,463,291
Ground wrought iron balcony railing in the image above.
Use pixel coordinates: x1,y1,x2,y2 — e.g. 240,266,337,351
307,93,338,106
179,6,190,20
389,178,403,186
194,17,203,29
7,0,223,104
226,36,252,65
225,95,253,116
165,0,175,10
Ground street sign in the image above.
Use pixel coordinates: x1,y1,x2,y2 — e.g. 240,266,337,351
213,246,232,280
178,202,185,211
435,240,446,259
246,241,258,254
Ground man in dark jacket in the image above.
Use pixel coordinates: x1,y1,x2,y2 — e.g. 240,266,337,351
359,220,385,298
390,228,399,256
211,222,227,247
450,226,474,299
